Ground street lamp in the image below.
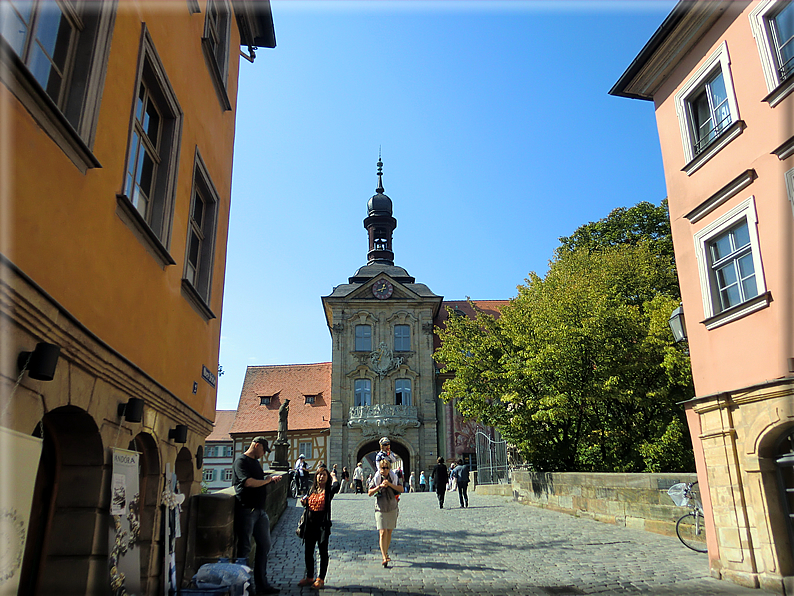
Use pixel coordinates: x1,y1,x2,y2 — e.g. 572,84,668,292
668,305,687,343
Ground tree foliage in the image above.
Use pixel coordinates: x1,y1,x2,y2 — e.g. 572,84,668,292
434,201,694,473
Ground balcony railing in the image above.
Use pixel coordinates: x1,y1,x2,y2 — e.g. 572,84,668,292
347,404,420,438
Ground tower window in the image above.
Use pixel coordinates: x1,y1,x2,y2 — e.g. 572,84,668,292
354,379,371,406
395,379,412,406
355,325,372,352
394,325,410,351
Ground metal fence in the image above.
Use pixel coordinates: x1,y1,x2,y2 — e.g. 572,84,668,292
475,430,508,485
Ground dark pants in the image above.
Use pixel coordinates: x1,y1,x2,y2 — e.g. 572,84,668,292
304,528,330,580
236,507,272,592
436,489,445,508
458,482,469,507
354,479,363,494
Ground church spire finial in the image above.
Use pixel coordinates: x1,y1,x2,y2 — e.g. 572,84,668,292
376,148,384,193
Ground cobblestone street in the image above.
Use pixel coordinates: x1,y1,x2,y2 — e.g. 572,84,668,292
266,491,768,595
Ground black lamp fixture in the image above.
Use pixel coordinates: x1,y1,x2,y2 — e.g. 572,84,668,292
169,424,188,443
118,398,145,423
668,305,688,343
17,342,61,381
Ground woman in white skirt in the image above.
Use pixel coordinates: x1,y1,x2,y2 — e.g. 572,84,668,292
368,458,403,566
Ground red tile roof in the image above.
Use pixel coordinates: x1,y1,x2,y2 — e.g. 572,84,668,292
207,410,236,442
433,300,509,352
230,362,332,435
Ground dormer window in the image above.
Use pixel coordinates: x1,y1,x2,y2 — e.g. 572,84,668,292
305,394,317,405
259,396,271,405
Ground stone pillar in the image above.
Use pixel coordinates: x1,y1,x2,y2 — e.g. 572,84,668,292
272,441,290,471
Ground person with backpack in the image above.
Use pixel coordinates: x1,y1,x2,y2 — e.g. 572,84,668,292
456,459,470,508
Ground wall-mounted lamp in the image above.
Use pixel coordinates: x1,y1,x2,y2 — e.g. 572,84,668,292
668,305,687,343
117,398,145,423
169,424,188,443
17,342,61,381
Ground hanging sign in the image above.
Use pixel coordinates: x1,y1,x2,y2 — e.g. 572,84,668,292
108,448,141,595
0,427,42,596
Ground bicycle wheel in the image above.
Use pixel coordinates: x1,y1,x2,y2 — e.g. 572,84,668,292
290,478,299,499
676,511,708,553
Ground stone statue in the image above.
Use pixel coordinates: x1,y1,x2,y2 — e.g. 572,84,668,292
277,399,290,443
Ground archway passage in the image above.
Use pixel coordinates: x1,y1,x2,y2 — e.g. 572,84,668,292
356,438,411,483
20,406,104,595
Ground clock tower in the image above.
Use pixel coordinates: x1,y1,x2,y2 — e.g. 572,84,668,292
322,160,443,479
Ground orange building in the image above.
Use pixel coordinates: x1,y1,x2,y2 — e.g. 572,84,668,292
0,2,274,593
612,1,793,592
230,363,333,472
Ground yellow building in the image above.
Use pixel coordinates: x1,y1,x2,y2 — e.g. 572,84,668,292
0,2,274,594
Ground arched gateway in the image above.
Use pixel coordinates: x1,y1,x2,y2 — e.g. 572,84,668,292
356,439,411,480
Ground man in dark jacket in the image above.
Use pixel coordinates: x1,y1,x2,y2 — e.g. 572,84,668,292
233,437,283,595
431,457,448,509
456,459,470,508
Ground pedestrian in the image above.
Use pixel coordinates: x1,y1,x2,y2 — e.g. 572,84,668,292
352,462,365,494
366,473,373,488
340,466,350,493
456,459,470,508
419,470,427,492
368,457,403,566
294,454,309,494
297,464,340,590
232,437,283,595
408,471,415,493
431,457,448,509
447,462,457,491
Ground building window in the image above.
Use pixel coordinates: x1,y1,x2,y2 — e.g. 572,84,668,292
205,445,216,457
395,379,412,406
394,325,410,351
223,468,233,482
118,26,183,267
693,197,768,328
305,394,315,405
354,379,371,407
224,445,233,457
786,167,794,219
260,396,271,405
751,0,794,105
0,0,115,172
674,42,741,173
355,325,372,352
299,442,312,460
182,149,220,319
203,468,215,482
202,0,232,110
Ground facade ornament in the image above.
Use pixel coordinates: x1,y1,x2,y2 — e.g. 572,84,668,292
369,342,402,378
347,404,420,438
331,322,344,334
422,322,434,334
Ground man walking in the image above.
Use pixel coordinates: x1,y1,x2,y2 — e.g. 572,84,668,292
233,437,283,595
294,454,309,494
352,462,365,494
456,459,470,507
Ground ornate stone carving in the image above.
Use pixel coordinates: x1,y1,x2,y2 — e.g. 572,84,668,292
331,322,344,334
347,404,420,438
368,342,402,378
422,322,434,334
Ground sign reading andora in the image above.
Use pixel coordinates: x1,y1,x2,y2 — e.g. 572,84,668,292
202,365,216,388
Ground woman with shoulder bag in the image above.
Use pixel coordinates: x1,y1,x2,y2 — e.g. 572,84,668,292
368,458,403,567
298,464,340,589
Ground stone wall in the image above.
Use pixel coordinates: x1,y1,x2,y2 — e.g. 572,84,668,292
505,471,698,538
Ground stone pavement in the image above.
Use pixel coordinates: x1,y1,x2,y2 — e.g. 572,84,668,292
266,491,770,595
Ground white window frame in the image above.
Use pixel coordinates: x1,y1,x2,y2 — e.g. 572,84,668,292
299,442,313,460
355,324,372,352
395,378,412,406
693,196,768,329
304,394,315,405
354,378,371,407
394,324,410,352
203,468,215,482
205,445,216,457
223,468,233,482
675,42,742,175
786,167,794,219
750,0,794,106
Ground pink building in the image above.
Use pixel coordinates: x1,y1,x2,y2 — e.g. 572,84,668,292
611,1,793,593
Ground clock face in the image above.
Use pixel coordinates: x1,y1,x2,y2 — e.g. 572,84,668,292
372,280,393,300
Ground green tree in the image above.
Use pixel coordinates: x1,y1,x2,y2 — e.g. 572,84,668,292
435,201,695,472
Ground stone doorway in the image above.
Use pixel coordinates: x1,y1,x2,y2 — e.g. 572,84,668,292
356,438,411,483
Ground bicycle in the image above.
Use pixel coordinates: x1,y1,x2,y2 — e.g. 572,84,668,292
288,470,301,499
667,481,707,553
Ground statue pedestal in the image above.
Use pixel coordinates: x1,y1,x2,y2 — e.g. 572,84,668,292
272,441,290,471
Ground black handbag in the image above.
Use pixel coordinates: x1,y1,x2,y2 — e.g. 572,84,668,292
296,508,307,539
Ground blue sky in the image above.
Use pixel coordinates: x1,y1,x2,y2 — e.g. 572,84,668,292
216,0,676,410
